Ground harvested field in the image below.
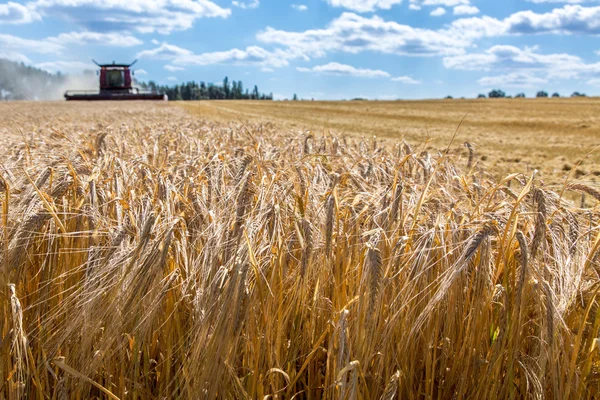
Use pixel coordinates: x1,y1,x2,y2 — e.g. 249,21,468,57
182,98,600,184
1,101,600,399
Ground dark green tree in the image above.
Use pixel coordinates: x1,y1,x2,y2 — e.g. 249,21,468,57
223,76,230,99
488,89,506,98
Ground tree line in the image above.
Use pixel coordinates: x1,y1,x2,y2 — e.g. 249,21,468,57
137,77,273,101
477,89,587,99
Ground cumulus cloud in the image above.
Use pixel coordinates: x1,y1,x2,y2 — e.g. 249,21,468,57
0,51,31,63
253,5,600,68
409,0,469,8
392,76,421,84
137,42,298,69
504,5,600,34
324,0,403,13
167,76,178,81
48,31,143,47
447,5,600,39
30,0,231,34
297,62,391,77
177,47,297,68
164,64,184,71
430,7,446,16
258,12,469,58
232,0,259,9
445,45,600,86
453,5,479,14
0,33,63,55
0,2,40,24
292,4,308,10
135,69,148,75
443,45,581,72
0,31,145,71
136,43,194,59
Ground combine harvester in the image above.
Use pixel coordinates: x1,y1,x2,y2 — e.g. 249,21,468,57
65,60,167,101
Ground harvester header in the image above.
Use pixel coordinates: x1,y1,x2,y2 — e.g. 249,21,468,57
65,60,167,101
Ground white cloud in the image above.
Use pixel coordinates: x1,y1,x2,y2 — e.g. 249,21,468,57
504,5,600,34
0,33,63,55
392,75,421,84
324,0,403,13
409,3,421,9
136,43,193,59
292,4,308,10
0,2,40,24
35,60,96,73
135,69,147,75
167,76,178,81
175,46,295,68
48,31,143,47
232,0,259,9
478,72,548,88
423,0,468,4
453,5,479,14
164,64,184,71
443,44,600,78
445,45,600,86
410,0,468,8
258,12,469,58
588,78,600,85
254,5,600,66
30,0,231,34
138,42,298,69
447,5,600,39
443,45,581,71
297,62,391,78
0,51,31,63
445,15,507,41
430,7,446,16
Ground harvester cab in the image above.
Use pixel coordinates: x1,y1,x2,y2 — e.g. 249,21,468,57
65,60,167,101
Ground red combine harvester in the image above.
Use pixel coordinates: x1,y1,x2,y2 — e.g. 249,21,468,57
64,60,167,101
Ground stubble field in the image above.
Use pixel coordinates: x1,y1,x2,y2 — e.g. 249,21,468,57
183,98,600,185
1,101,600,399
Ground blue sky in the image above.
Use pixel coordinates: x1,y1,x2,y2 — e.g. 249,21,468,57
1,0,600,99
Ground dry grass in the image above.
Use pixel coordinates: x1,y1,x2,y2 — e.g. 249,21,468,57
1,101,600,399
182,98,600,184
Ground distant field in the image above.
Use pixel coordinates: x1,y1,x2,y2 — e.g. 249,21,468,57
182,98,600,183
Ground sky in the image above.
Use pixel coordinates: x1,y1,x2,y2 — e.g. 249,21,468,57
1,0,600,100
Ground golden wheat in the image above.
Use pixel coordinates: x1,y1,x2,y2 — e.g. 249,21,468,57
1,101,600,399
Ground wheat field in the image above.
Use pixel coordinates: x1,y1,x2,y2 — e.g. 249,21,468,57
1,101,600,399
182,98,600,184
